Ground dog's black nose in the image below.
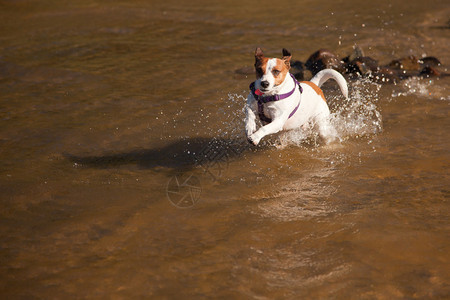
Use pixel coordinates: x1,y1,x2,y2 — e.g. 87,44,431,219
260,81,270,89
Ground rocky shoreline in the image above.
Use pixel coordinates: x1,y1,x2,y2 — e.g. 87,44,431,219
236,46,448,84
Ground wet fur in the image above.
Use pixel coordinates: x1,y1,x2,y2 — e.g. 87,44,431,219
245,48,348,145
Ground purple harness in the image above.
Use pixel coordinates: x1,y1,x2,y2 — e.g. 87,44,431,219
249,73,303,123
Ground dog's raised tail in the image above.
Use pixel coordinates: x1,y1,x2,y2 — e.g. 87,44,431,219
310,69,348,99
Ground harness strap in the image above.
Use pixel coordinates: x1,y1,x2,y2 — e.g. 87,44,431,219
250,73,302,123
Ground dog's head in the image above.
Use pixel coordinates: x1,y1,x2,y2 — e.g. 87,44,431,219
254,48,292,95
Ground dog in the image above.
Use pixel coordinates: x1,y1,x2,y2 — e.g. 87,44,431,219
245,48,348,145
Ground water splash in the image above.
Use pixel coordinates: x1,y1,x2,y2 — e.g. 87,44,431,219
392,78,431,98
278,79,383,147
392,77,450,100
215,93,247,140
331,79,383,140
217,80,384,149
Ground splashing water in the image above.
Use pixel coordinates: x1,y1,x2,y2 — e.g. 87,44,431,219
392,77,450,101
392,77,432,98
278,79,383,147
216,93,247,141
218,80,383,148
331,79,383,140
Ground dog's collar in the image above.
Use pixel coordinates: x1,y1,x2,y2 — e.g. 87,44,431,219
250,73,302,123
250,73,303,103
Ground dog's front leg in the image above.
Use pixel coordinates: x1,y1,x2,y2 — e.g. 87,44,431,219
248,117,287,145
245,94,257,137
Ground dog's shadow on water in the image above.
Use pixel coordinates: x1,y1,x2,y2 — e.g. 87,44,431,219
65,137,261,172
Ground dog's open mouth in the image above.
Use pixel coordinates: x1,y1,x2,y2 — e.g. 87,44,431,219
256,88,266,95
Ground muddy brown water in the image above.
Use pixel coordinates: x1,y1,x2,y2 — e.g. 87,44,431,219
0,0,449,298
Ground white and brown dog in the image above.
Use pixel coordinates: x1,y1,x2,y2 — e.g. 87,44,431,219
245,48,348,145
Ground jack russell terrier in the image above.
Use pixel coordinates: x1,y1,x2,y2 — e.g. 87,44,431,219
245,48,348,145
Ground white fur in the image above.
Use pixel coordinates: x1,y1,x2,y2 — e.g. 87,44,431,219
255,58,278,93
245,69,348,145
311,69,348,98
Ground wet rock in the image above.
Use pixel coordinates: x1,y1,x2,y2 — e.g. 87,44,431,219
305,49,345,75
387,56,444,79
345,56,379,76
344,54,405,83
419,56,441,68
419,66,441,77
342,45,365,64
371,67,401,83
239,46,446,84
388,55,421,71
290,60,312,81
344,49,446,82
290,60,304,72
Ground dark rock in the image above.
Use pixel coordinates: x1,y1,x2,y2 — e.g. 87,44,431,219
343,45,365,64
419,66,441,77
388,55,421,71
305,49,345,75
345,56,379,76
290,60,312,81
371,67,400,83
419,56,441,68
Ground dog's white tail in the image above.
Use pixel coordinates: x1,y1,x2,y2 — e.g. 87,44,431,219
310,69,348,99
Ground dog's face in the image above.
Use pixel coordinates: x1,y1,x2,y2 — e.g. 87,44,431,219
254,48,292,94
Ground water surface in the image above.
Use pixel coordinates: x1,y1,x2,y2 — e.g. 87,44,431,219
0,0,449,298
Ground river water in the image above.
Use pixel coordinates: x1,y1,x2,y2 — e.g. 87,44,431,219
1,0,449,298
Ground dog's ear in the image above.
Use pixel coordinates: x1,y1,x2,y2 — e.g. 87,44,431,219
282,48,292,68
255,47,264,62
282,48,291,57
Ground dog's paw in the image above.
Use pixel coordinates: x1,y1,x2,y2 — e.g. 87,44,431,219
247,134,260,146
245,123,257,137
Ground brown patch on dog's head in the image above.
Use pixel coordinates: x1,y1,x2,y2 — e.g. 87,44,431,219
254,47,269,79
254,48,294,87
272,48,292,86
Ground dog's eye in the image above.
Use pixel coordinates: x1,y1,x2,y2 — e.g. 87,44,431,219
272,70,281,76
